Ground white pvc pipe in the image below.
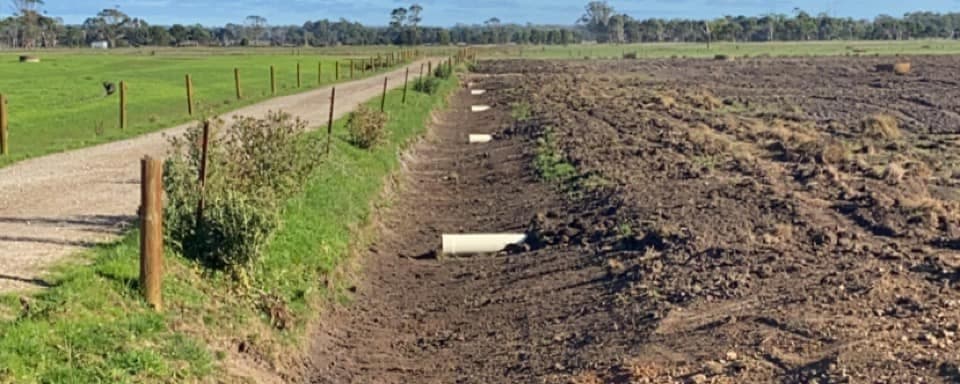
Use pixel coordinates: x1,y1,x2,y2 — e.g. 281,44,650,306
469,134,493,144
442,234,527,255
471,89,487,95
471,105,491,112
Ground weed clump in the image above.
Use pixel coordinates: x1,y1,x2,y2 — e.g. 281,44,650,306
412,77,442,94
883,162,906,185
346,105,388,149
433,64,452,79
164,112,323,278
535,127,576,182
861,114,901,140
511,101,532,122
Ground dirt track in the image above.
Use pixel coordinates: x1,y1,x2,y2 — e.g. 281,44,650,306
307,58,960,383
0,60,430,293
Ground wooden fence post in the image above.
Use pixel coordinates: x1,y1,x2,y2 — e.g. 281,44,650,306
428,61,433,76
195,120,210,228
0,93,8,155
234,68,242,99
402,67,409,104
318,61,323,85
380,77,388,113
335,61,340,80
296,62,302,88
419,62,424,78
326,87,336,155
120,80,127,129
185,74,194,116
270,65,276,95
140,156,164,312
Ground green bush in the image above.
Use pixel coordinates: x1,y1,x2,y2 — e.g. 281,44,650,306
412,77,441,94
164,112,323,276
433,63,452,79
346,105,388,149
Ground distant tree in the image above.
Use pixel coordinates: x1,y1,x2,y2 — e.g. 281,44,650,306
187,24,211,44
579,1,614,41
484,17,502,43
148,25,170,46
389,7,407,43
408,3,423,44
88,8,130,47
168,24,188,44
608,14,625,43
10,0,45,48
438,28,451,44
390,8,407,29
245,15,266,45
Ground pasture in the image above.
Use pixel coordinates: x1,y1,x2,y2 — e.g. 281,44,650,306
0,50,401,167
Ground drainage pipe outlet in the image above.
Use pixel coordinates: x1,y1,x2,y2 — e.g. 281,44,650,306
442,234,527,255
468,134,493,144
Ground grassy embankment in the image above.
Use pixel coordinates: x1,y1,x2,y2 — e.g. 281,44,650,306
0,65,461,383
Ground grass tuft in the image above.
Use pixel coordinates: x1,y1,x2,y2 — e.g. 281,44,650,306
861,113,901,140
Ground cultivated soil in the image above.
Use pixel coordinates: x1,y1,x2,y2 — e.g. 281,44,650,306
308,57,960,383
0,60,431,293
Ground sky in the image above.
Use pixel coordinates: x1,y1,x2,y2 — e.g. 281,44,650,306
38,0,960,27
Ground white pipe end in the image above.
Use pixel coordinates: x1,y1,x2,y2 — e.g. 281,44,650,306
468,134,493,144
471,105,491,112
471,89,487,95
442,234,527,255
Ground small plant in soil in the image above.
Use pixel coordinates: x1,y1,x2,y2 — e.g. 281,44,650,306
510,101,532,122
534,127,576,183
346,105,388,149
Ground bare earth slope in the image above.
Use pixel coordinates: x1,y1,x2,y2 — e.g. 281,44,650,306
0,60,430,293
308,58,960,383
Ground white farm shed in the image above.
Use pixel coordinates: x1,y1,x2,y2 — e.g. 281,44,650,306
91,41,109,49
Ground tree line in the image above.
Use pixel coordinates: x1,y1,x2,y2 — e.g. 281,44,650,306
1,0,959,49
580,1,960,43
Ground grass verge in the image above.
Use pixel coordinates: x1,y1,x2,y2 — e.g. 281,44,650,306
0,68,460,383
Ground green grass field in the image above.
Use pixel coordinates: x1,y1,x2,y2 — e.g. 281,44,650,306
479,39,960,59
0,50,409,168
0,67,460,383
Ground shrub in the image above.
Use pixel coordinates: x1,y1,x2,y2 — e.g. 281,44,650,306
433,64,452,79
412,77,442,94
346,105,388,149
164,112,323,276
